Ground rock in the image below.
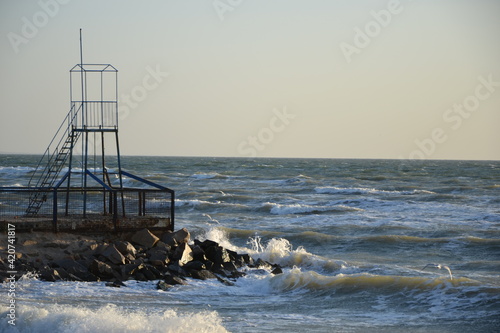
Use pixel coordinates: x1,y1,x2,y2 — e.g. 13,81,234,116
43,242,62,248
54,267,71,280
253,258,272,270
172,228,190,245
131,258,145,265
53,259,89,278
226,249,238,261
164,273,188,286
148,250,170,267
183,260,206,272
160,231,177,247
15,227,264,286
22,240,37,246
238,253,254,267
222,261,238,272
146,247,168,257
191,245,207,262
167,263,188,277
174,243,193,267
92,243,109,255
90,259,115,279
114,241,137,257
39,267,62,282
204,246,231,269
124,253,136,262
131,229,159,248
157,280,172,291
105,279,126,288
141,264,162,280
102,244,126,265
66,273,84,282
154,241,171,252
191,269,217,280
197,239,219,250
271,266,283,275
121,263,144,278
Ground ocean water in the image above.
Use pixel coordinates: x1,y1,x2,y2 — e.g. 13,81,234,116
1,155,500,332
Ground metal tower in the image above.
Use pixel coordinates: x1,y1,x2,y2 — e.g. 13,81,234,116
18,30,175,232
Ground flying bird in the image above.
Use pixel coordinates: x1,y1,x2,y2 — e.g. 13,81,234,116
422,263,453,280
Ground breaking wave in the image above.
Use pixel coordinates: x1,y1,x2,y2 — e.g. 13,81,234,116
1,304,228,333
261,202,363,215
315,186,435,196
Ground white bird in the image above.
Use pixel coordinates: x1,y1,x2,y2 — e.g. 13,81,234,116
202,213,220,224
422,263,453,280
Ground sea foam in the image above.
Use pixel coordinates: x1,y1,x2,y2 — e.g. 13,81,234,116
1,304,228,333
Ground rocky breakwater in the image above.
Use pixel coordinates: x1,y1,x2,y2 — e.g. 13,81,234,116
0,228,283,290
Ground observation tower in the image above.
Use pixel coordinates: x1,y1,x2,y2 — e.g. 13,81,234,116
0,31,174,232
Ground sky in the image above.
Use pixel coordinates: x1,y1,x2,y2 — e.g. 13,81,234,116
1,0,499,160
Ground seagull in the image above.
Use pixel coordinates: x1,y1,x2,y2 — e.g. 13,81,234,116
202,213,220,224
422,263,453,280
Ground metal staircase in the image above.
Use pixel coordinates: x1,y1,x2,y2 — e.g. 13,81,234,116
26,104,82,215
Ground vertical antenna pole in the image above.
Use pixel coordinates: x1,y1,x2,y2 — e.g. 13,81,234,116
80,29,88,217
80,28,84,118
79,28,83,73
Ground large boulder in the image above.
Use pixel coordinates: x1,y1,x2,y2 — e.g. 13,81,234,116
204,246,231,269
196,239,219,250
39,267,62,282
52,258,97,281
141,264,162,280
90,259,115,279
164,273,188,286
121,263,144,279
182,260,206,272
102,244,126,265
191,245,207,262
147,249,170,267
191,269,217,280
131,229,159,248
161,228,190,247
173,228,190,244
114,241,137,257
174,243,193,267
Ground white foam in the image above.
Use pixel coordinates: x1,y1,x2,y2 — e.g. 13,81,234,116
315,186,435,196
0,166,36,173
249,236,346,272
1,304,228,333
262,202,362,215
190,173,220,180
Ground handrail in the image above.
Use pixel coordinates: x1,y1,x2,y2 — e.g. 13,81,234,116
28,103,82,187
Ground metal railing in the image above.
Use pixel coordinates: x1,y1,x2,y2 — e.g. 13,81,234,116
28,103,82,188
0,186,174,232
71,101,118,129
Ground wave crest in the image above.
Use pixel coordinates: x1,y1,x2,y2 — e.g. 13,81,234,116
262,202,362,215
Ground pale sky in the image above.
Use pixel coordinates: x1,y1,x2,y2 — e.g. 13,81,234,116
1,0,499,160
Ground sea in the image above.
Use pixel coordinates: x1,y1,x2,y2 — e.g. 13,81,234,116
1,155,499,332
